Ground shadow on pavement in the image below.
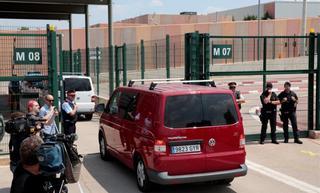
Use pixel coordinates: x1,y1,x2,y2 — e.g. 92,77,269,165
83,153,237,193
0,188,10,193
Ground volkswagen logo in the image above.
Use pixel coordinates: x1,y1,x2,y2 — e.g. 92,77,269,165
208,138,216,147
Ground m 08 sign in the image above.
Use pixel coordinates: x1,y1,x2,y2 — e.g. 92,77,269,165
212,45,232,59
14,48,42,64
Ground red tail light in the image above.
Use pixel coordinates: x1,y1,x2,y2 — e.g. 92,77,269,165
240,134,245,148
154,140,166,153
91,95,96,102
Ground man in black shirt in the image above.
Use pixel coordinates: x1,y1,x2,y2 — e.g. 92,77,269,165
278,82,303,144
10,135,48,193
259,82,280,144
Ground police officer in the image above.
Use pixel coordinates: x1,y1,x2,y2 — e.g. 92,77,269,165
228,82,245,109
62,90,78,135
259,82,280,144
278,82,303,144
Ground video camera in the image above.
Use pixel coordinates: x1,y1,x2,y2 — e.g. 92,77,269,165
5,112,46,135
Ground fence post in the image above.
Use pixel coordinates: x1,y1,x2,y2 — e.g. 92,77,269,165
272,38,275,59
316,33,320,130
122,43,127,86
109,45,114,96
77,49,81,73
241,38,244,63
140,40,145,83
73,52,77,72
308,32,315,131
185,33,191,80
115,46,120,88
191,32,200,80
166,35,170,78
155,43,158,69
263,37,267,91
58,34,64,102
96,47,100,96
203,33,210,81
47,25,59,129
173,43,176,68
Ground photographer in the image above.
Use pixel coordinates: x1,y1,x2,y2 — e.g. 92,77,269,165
10,135,47,193
8,100,44,172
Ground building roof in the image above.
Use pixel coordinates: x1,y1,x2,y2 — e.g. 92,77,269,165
0,0,110,20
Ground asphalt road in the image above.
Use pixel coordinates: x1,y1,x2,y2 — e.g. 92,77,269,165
2,114,318,193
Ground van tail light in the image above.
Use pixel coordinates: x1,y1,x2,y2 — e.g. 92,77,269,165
91,95,96,102
154,140,166,153
240,134,246,148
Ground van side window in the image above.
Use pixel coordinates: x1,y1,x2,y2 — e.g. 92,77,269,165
107,91,121,114
118,92,139,121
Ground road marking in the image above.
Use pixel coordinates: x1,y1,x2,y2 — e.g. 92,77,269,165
247,160,320,193
77,182,85,193
300,150,318,157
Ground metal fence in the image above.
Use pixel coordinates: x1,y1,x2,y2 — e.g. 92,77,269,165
0,26,59,155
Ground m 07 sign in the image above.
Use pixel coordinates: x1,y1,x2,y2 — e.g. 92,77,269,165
212,45,232,59
14,48,42,64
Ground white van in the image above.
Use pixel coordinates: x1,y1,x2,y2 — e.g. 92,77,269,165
61,75,95,120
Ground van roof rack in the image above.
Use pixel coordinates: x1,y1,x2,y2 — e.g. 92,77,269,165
149,80,214,90
128,78,184,87
61,72,85,76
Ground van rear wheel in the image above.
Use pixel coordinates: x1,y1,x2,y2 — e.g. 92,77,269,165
85,113,93,120
218,178,234,185
135,157,152,192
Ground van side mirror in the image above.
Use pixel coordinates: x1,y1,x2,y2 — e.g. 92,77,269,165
95,103,105,113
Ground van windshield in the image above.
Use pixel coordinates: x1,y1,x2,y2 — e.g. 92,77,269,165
164,94,238,128
64,78,92,91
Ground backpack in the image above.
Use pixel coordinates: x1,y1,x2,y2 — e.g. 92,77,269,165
37,142,65,176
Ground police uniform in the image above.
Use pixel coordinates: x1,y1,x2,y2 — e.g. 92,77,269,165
259,90,279,144
278,90,302,143
62,99,77,135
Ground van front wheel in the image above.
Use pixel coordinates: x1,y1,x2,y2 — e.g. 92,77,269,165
99,135,111,161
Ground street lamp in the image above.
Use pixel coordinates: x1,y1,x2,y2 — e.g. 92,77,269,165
257,0,261,60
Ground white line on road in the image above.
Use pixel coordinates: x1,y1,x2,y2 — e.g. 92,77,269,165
77,182,85,193
247,160,320,193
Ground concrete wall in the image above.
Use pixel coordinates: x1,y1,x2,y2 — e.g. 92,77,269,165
275,1,320,19
58,17,320,51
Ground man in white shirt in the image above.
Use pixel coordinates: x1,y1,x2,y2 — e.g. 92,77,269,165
39,94,58,138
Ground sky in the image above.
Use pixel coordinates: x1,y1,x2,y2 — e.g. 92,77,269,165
0,0,315,30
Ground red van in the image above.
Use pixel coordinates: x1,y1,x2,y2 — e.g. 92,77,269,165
99,80,247,192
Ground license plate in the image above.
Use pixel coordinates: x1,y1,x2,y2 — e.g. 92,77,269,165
171,144,201,154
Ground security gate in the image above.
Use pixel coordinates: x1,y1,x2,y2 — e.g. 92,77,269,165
185,32,320,141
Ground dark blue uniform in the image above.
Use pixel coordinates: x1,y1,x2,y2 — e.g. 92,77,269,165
278,90,301,143
260,91,278,144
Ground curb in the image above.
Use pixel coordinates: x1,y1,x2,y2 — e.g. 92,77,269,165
0,155,9,166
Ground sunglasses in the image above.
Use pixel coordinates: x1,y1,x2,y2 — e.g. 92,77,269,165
47,99,54,102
